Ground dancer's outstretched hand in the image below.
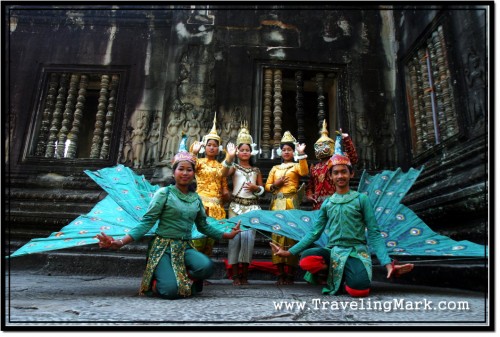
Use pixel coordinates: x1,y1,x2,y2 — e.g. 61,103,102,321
386,261,414,279
270,242,291,257
224,221,242,240
96,232,124,250
97,232,113,248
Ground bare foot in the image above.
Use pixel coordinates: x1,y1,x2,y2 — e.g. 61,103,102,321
276,274,286,285
232,276,241,286
284,274,294,285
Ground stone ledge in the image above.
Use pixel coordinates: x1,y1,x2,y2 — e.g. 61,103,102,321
6,250,487,292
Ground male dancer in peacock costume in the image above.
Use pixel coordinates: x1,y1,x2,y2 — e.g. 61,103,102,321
270,137,414,297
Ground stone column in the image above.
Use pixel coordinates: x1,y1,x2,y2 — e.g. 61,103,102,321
272,69,283,152
261,68,273,158
100,74,119,159
295,70,305,144
90,75,110,158
56,74,79,158
66,75,89,159
316,72,326,130
45,73,69,158
35,73,59,156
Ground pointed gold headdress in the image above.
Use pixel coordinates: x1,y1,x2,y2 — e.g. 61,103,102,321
203,113,221,145
314,120,335,159
280,131,297,144
236,121,260,156
315,120,334,145
236,121,253,146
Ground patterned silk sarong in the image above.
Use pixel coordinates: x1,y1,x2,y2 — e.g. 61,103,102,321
140,236,193,297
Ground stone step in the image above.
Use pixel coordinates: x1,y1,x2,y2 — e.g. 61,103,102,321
6,243,487,292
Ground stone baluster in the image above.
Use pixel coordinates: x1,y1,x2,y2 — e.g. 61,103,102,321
90,75,110,158
272,69,283,151
35,73,59,156
100,74,120,159
419,49,435,149
66,75,89,159
415,56,427,153
426,41,440,144
408,62,423,154
430,31,447,140
437,25,458,138
45,73,69,158
316,72,326,130
261,68,273,158
295,71,305,144
56,74,79,158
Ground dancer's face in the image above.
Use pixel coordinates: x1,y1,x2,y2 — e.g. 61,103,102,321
174,161,195,186
281,144,294,162
205,139,219,157
237,144,252,161
331,165,354,188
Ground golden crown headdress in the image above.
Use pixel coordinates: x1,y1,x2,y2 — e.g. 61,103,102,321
236,121,253,146
280,131,297,144
203,112,221,144
315,120,334,145
314,120,335,159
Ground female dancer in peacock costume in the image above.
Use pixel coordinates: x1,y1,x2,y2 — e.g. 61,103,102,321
96,140,241,299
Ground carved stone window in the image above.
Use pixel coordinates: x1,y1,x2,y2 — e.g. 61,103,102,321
404,23,459,157
256,64,345,159
23,66,127,164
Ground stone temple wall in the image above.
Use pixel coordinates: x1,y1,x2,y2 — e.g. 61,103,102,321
5,5,488,246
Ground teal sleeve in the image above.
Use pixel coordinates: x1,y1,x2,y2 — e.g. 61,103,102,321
128,188,167,241
193,197,225,239
289,203,328,256
361,195,392,266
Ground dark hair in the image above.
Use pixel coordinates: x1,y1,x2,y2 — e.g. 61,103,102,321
171,161,197,192
205,138,220,146
238,143,251,150
280,142,295,151
172,160,195,171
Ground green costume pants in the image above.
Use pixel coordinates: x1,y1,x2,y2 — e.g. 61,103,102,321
154,247,214,299
300,247,370,290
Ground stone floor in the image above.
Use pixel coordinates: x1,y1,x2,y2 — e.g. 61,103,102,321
3,269,491,330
